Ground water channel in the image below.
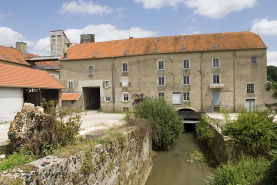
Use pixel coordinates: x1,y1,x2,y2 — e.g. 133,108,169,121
146,127,218,185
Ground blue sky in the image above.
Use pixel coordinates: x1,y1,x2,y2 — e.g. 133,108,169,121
0,0,277,65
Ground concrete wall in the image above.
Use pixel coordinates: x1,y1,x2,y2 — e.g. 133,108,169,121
60,49,269,112
0,87,23,123
0,127,153,185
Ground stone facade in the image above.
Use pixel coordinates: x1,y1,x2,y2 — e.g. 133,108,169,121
0,127,152,185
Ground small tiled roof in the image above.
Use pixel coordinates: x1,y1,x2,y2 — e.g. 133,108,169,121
0,45,30,66
62,31,267,61
0,63,64,89
62,93,82,101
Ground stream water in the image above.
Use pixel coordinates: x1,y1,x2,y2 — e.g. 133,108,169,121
146,128,218,185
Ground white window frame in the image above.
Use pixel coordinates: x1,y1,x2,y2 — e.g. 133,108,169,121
251,57,257,64
183,59,190,69
212,57,220,68
212,74,220,84
122,62,128,72
247,83,255,94
158,92,165,98
183,76,190,85
122,92,129,102
183,92,190,101
88,65,94,75
157,59,165,70
158,76,165,86
104,80,110,88
51,74,55,78
105,96,111,102
68,80,74,89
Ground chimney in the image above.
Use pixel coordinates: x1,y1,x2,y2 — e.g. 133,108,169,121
80,34,95,44
16,42,27,56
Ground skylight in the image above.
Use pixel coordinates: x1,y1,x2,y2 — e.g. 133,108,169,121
2,55,7,59
125,50,130,55
183,36,187,40
182,46,187,50
153,48,157,52
94,52,98,56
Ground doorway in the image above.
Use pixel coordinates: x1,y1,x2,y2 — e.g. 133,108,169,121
245,99,255,112
83,87,100,110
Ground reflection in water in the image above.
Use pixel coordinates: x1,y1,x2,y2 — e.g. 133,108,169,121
146,128,218,185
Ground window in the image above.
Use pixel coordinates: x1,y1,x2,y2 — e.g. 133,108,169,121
105,96,111,102
88,66,93,75
123,93,129,102
122,78,129,87
68,80,74,89
183,59,190,69
158,77,165,86
247,83,254,93
51,35,55,38
51,74,55,78
123,107,129,112
56,75,60,79
158,60,164,70
105,80,110,88
122,63,128,72
213,58,220,68
57,35,61,37
251,57,257,64
183,76,190,85
213,75,220,84
183,92,190,101
158,92,164,98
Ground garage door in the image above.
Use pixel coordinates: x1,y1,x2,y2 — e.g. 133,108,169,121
0,87,23,123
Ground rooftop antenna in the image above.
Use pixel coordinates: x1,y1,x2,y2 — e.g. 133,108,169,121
125,25,132,38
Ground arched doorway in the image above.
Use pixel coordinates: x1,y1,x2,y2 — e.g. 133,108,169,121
177,107,201,130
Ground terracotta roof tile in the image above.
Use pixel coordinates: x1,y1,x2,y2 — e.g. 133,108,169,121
63,31,267,60
62,93,82,101
0,45,31,65
0,63,64,89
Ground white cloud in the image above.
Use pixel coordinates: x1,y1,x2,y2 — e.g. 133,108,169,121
0,27,33,48
31,24,157,56
32,37,51,56
193,31,201,34
251,19,277,36
268,51,277,66
61,0,113,15
65,24,157,43
134,0,257,19
183,0,257,19
134,0,183,9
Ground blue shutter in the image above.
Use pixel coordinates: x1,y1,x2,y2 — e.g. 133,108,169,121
212,91,220,105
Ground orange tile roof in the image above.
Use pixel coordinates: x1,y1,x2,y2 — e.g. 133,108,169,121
63,31,267,60
0,63,64,89
62,93,82,101
0,45,31,66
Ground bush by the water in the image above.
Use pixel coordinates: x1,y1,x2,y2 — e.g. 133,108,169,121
210,155,269,185
223,110,277,154
195,115,215,148
134,97,183,149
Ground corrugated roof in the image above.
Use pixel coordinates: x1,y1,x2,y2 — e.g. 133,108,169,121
0,45,31,65
62,93,82,101
0,63,64,89
62,31,267,61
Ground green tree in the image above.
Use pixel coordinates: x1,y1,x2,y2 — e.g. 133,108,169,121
134,97,183,149
267,65,277,82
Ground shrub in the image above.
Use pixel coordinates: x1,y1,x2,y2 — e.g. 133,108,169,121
195,115,215,148
134,97,183,149
266,157,277,184
0,152,37,172
210,156,269,185
223,110,277,155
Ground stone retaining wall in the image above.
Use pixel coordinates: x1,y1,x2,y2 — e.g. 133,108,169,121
209,124,232,164
0,127,152,185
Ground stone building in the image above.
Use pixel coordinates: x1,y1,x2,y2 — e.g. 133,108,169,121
59,31,269,112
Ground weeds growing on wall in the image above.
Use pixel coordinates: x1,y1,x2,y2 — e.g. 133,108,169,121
0,152,37,172
195,115,215,148
134,97,183,149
